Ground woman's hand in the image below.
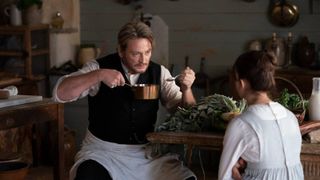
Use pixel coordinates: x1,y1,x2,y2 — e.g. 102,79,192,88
232,158,247,180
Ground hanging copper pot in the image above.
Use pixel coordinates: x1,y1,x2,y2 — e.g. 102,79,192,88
269,0,299,27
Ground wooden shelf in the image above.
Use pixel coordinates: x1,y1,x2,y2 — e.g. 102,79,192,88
0,24,49,32
31,49,50,56
0,24,50,80
0,50,24,56
0,48,49,57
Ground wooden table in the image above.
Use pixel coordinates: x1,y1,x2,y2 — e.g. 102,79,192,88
147,121,320,178
146,131,224,167
0,98,64,180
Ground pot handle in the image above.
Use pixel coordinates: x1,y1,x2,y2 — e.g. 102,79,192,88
4,6,10,16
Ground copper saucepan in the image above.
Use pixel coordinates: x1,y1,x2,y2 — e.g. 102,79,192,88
127,84,159,100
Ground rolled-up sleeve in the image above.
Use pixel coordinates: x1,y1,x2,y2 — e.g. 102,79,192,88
52,60,100,103
159,66,182,110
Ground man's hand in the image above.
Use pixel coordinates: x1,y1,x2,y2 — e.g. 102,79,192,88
178,67,195,92
99,69,125,88
232,158,247,180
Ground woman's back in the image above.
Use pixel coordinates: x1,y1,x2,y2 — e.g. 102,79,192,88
240,102,303,180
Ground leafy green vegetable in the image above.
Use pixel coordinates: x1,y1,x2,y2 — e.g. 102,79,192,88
275,88,308,111
155,94,247,132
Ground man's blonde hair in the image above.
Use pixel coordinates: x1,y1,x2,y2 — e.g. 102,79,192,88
117,21,154,52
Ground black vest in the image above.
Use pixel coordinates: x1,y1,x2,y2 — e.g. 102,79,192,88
88,53,161,144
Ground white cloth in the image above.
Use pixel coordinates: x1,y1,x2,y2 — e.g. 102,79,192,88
52,59,182,110
69,130,196,180
218,102,303,180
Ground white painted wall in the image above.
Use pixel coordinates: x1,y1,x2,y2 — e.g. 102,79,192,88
42,0,81,67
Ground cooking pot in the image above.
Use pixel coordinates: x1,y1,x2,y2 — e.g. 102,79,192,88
130,84,159,100
269,0,299,27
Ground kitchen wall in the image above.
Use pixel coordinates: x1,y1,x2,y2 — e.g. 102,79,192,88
42,0,81,68
80,0,320,78
66,0,320,149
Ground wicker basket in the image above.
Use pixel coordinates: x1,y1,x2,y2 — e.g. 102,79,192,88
274,76,306,124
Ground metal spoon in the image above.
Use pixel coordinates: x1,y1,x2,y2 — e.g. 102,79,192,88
125,83,146,87
166,74,181,81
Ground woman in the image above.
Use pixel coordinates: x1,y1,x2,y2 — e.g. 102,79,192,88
218,50,304,180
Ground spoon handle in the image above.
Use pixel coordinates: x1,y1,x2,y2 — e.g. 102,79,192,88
125,83,132,87
166,74,181,81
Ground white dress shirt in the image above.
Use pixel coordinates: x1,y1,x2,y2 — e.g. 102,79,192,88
52,60,182,110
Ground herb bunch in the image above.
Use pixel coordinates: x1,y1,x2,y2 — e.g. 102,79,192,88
156,94,246,132
275,88,308,111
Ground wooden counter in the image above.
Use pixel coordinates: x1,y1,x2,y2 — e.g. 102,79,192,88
0,99,64,180
147,126,320,179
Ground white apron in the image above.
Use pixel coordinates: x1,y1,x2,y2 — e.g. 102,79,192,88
69,130,196,180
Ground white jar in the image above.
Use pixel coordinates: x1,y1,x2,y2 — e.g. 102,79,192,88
308,77,320,120
4,4,22,26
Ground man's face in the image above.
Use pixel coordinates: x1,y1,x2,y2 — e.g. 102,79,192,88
120,38,152,74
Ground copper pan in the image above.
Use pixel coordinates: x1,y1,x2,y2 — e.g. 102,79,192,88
269,0,299,27
129,84,159,100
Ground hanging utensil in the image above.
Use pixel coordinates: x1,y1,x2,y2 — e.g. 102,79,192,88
269,0,299,27
194,57,210,93
310,0,314,14
184,55,189,68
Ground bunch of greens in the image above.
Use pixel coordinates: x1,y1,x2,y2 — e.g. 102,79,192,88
275,88,308,111
155,94,246,132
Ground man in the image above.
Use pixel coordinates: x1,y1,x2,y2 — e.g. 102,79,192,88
52,21,197,180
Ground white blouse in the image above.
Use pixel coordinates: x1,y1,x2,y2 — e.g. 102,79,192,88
218,102,303,180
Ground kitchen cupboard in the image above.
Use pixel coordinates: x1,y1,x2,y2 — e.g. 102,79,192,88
0,24,50,80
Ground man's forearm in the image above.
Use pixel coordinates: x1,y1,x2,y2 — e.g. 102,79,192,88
57,70,100,101
181,88,196,107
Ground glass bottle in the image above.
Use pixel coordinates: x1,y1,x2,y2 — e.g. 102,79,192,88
284,32,293,68
266,32,285,67
308,77,320,120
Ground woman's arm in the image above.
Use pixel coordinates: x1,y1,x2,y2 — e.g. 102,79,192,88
218,119,248,180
